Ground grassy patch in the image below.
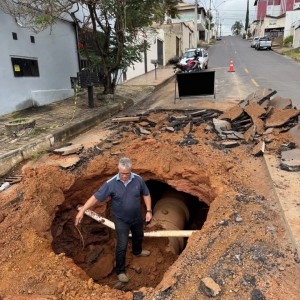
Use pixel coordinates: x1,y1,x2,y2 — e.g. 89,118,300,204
283,47,300,61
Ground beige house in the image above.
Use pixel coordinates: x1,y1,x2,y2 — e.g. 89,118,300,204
252,14,286,38
161,22,194,63
172,2,207,47
264,15,286,38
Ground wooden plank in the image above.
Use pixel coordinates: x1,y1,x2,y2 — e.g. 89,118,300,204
111,116,141,123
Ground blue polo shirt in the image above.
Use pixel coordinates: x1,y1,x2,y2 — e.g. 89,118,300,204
94,172,150,223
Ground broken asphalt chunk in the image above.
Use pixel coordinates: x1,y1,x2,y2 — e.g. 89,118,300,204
289,124,300,147
265,107,300,128
213,118,231,135
133,127,141,136
165,127,175,133
190,110,207,117
244,102,266,119
59,156,81,170
53,144,84,156
243,88,277,106
280,149,300,172
200,277,221,297
244,125,257,143
178,134,199,147
221,141,240,148
270,96,293,109
138,127,151,135
218,105,244,121
251,141,265,156
183,121,193,135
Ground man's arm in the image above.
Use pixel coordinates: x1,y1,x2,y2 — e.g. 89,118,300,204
143,194,152,222
75,195,98,225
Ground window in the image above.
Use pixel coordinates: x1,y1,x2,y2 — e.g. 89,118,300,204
11,57,40,77
12,32,17,40
30,36,35,43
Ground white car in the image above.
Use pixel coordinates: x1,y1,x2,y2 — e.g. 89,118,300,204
180,48,209,70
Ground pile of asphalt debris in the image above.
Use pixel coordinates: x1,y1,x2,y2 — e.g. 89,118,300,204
111,89,300,171
49,89,300,172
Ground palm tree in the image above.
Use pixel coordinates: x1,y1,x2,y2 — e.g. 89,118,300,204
231,21,244,36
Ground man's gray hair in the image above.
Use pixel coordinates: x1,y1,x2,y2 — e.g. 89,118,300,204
118,157,132,169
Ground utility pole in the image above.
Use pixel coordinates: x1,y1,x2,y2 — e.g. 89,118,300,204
195,0,198,48
208,0,212,44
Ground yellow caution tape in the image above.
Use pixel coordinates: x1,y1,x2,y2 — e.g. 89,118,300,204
40,80,79,130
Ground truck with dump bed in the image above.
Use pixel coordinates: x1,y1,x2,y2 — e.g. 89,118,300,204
255,37,272,50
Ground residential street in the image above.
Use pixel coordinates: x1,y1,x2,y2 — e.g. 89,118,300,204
123,36,300,114
210,36,300,108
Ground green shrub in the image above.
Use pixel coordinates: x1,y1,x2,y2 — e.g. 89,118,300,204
283,35,293,46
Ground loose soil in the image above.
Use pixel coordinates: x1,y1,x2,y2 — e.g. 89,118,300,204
0,110,299,300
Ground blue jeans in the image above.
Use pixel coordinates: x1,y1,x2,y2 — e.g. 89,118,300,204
114,217,144,275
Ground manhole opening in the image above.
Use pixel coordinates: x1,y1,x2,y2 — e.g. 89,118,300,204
51,179,209,291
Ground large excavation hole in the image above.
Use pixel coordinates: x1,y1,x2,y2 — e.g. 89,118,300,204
51,179,209,291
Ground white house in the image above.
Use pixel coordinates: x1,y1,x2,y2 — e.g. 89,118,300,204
122,28,166,82
293,22,300,47
0,10,79,116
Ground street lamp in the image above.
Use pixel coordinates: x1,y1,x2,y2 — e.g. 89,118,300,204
208,0,228,43
195,0,198,48
208,0,212,44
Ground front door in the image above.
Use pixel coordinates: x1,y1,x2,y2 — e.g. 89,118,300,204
157,39,164,65
176,37,180,57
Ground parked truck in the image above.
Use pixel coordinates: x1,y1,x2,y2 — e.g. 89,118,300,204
255,37,272,50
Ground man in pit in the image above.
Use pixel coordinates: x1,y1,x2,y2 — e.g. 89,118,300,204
75,157,152,283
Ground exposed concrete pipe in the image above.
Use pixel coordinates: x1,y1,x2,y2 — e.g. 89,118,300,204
148,189,190,254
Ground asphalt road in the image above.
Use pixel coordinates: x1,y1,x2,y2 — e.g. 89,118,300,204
209,36,300,108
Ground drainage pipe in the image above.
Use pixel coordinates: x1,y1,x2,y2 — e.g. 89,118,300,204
76,205,195,238
149,190,190,254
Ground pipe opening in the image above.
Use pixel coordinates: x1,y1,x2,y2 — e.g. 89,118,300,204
51,179,209,291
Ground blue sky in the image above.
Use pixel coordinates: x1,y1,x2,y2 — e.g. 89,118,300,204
185,0,256,35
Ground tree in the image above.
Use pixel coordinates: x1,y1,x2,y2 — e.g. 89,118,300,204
205,10,214,31
231,21,244,36
0,0,180,95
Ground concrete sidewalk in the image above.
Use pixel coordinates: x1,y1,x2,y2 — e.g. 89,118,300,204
0,66,175,177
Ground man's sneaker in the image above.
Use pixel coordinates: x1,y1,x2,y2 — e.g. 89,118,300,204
117,273,129,283
135,250,150,257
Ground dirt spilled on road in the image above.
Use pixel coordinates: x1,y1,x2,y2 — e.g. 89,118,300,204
0,111,299,299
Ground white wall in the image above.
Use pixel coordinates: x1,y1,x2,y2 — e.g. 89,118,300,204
125,29,165,81
266,5,282,17
0,11,79,115
294,26,300,47
285,10,300,38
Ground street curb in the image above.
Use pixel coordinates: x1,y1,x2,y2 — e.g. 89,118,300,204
0,149,24,177
262,155,300,262
153,73,175,91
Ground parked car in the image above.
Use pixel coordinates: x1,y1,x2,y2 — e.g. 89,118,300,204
180,48,209,70
255,37,272,50
250,36,260,48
